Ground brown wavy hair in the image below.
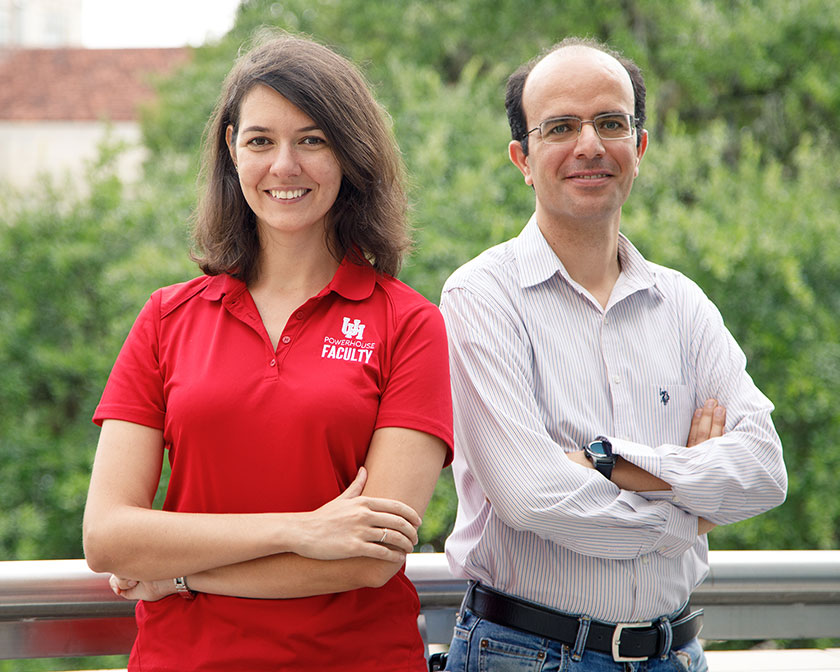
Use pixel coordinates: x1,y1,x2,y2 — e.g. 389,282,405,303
191,30,410,283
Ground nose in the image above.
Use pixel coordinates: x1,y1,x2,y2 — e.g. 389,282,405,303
574,121,605,158
270,143,302,176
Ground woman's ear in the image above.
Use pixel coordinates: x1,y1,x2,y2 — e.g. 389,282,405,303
225,125,237,169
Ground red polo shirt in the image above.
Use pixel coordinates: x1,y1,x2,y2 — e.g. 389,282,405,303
94,257,453,671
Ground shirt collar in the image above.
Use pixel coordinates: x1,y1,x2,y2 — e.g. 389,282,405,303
614,233,660,300
515,215,566,288
325,254,377,301
198,253,377,303
200,273,243,302
514,213,662,299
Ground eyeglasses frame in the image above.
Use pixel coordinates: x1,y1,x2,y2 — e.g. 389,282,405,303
525,113,637,144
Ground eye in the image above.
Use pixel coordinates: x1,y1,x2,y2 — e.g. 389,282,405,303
597,115,630,131
300,135,327,147
245,136,272,148
543,118,577,136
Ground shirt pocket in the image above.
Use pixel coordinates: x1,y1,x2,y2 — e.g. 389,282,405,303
629,382,694,450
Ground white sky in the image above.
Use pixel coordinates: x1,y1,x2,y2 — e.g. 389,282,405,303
81,0,242,48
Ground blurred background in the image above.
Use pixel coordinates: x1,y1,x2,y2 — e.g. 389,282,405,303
1,0,839,668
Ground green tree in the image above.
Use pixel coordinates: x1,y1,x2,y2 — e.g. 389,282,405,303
3,4,840,668
3,0,840,566
627,123,840,549
0,146,194,561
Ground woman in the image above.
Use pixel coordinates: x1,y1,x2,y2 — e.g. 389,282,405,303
83,32,452,671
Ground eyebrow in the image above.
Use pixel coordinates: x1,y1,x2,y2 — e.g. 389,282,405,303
545,110,631,120
240,125,270,134
240,124,324,134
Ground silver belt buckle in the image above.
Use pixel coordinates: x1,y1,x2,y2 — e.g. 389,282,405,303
611,620,652,662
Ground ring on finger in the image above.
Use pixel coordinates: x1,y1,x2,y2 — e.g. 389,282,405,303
379,530,388,544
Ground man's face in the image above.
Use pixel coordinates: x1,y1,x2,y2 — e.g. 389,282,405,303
510,46,647,233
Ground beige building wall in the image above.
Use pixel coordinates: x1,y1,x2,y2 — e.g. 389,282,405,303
0,0,83,47
0,120,145,190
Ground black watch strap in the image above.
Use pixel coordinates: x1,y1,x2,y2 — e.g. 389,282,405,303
593,456,615,479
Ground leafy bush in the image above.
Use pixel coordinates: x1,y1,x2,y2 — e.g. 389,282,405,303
2,0,839,562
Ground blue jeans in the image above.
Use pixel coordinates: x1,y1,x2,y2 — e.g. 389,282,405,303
444,607,708,672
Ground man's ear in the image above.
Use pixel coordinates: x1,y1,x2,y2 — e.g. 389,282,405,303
509,140,533,186
634,129,649,177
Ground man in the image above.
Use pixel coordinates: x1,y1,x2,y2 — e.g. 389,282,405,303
439,37,787,671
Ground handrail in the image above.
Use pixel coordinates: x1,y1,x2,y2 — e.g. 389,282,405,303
694,549,840,603
1,551,839,659
0,558,131,621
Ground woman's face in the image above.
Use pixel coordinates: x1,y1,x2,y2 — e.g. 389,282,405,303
226,84,343,245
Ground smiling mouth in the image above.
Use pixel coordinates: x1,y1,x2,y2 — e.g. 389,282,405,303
268,188,309,200
570,173,611,180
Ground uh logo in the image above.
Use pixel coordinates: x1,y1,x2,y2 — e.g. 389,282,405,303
322,317,373,363
341,317,366,340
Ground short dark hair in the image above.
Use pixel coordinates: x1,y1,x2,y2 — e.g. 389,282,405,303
192,30,409,282
505,36,647,155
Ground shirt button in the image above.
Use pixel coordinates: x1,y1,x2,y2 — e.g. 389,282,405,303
269,359,276,367
295,311,304,320
642,556,650,564
612,375,621,384
281,335,291,344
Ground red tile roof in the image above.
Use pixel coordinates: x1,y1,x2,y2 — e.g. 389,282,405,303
0,47,191,121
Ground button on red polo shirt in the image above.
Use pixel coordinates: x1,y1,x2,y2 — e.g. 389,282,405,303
94,256,453,671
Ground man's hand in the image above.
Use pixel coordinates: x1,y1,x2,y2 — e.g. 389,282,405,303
688,398,726,535
687,398,726,447
697,517,716,535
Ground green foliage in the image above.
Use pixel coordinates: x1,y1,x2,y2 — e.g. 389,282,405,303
639,0,840,159
626,122,840,549
0,144,194,560
418,468,458,551
2,0,840,568
386,57,530,299
0,655,128,672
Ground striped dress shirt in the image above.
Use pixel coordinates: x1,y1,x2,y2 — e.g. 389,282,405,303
441,215,787,622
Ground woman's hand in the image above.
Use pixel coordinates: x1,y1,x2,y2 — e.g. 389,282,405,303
290,467,422,563
109,574,176,602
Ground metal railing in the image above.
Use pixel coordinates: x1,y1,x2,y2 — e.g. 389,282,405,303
1,551,839,660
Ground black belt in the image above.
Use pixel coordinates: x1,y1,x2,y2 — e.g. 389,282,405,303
465,583,703,662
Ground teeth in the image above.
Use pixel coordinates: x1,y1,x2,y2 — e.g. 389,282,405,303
269,188,307,199
577,174,609,179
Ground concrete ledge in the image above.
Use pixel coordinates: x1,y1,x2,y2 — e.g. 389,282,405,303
67,649,840,672
706,649,840,671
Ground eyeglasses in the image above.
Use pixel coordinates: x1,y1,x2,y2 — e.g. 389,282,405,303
525,113,636,143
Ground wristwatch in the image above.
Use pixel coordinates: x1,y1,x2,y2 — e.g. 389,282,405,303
174,575,196,600
584,436,617,480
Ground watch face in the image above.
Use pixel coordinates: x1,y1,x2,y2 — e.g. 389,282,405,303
588,441,608,457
